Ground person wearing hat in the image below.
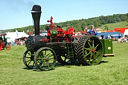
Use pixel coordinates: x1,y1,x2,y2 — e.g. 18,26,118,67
88,25,97,35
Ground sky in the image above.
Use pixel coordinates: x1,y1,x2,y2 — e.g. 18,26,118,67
0,0,128,30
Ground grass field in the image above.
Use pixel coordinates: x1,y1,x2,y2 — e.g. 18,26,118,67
0,42,128,85
100,21,128,30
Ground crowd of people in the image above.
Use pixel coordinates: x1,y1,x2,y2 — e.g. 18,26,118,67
76,25,128,42
118,36,128,43
0,36,26,47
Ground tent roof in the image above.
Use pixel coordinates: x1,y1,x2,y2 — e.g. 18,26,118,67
124,29,128,35
5,31,28,41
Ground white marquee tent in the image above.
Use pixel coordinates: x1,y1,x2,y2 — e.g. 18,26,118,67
124,29,128,36
6,30,29,42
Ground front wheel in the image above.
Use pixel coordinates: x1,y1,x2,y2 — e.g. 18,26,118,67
34,47,57,71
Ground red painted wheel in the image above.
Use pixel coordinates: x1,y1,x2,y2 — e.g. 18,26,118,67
0,44,2,51
6,45,11,50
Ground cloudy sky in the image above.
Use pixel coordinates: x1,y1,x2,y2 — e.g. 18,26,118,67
0,0,128,30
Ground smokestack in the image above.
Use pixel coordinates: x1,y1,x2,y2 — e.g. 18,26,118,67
31,5,41,35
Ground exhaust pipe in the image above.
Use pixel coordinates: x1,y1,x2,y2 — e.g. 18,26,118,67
31,5,41,35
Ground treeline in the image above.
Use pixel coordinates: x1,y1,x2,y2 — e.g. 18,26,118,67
3,13,128,33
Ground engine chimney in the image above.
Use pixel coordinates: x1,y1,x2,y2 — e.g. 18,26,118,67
31,5,41,35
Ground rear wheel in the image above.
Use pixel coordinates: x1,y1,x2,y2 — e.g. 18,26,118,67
75,36,103,65
34,47,57,71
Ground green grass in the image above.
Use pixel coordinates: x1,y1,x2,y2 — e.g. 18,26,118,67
100,21,128,30
0,42,128,85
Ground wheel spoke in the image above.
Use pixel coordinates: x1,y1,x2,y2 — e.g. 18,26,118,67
28,52,31,55
26,57,31,58
27,60,31,65
89,54,93,64
37,58,43,60
49,57,54,60
47,54,53,58
47,62,50,68
84,52,91,58
37,52,44,59
26,60,31,62
84,48,90,51
46,53,51,57
33,61,35,67
84,50,87,55
93,53,96,60
37,60,41,64
95,51,101,58
45,50,47,55
93,40,94,47
38,53,42,58
40,52,44,57
39,61,44,67
95,44,99,49
95,51,101,54
88,42,91,47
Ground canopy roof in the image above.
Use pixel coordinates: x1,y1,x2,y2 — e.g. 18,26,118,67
124,29,128,35
5,30,28,41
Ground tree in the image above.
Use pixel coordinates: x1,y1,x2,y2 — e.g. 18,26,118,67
126,13,128,25
104,25,108,31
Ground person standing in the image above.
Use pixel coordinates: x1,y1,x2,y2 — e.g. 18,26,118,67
84,26,89,33
88,25,97,35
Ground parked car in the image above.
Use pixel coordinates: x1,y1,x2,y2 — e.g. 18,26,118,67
40,30,47,36
97,32,124,40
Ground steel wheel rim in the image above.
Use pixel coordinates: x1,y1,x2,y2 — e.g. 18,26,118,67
23,50,35,69
35,47,57,71
84,36,103,65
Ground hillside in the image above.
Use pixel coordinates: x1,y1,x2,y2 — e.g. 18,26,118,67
2,13,128,33
99,21,128,30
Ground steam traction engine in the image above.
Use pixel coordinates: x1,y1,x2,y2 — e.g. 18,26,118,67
0,33,11,51
23,5,104,71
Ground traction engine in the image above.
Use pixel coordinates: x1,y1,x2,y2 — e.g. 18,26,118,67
0,33,11,51
23,5,104,71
